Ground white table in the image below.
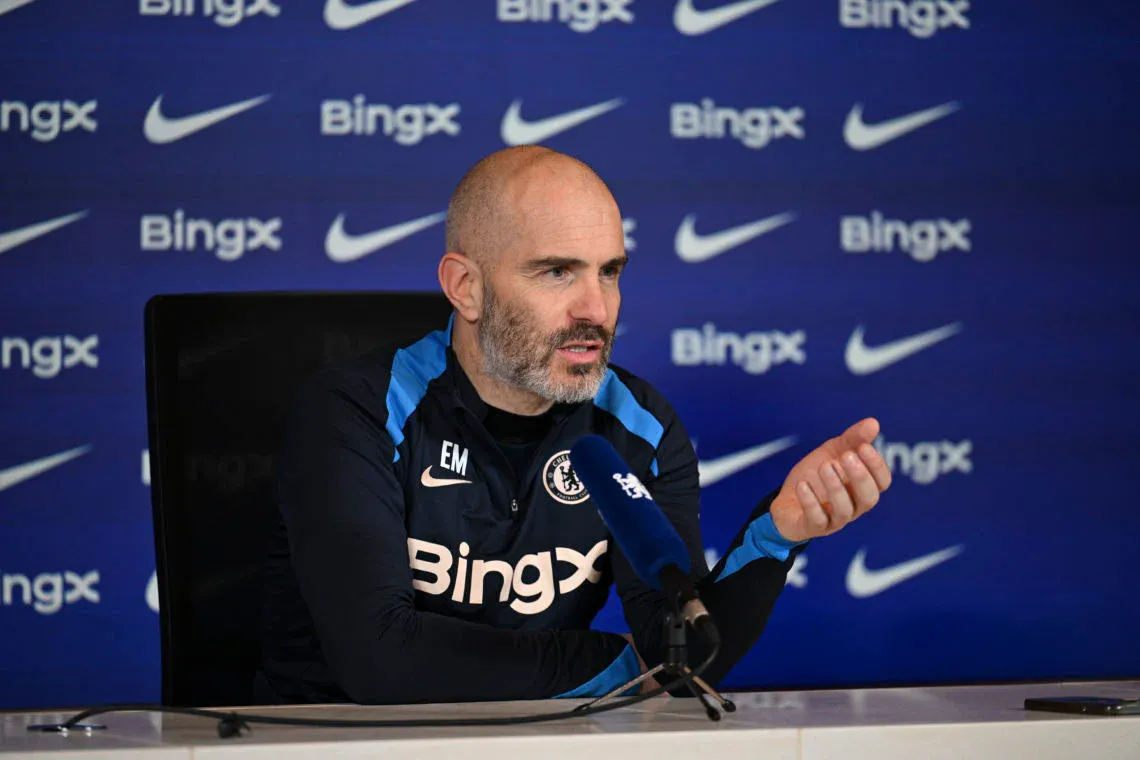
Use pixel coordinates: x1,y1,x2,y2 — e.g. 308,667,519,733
2,681,1138,760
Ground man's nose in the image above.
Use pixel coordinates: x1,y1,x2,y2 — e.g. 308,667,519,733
568,274,609,325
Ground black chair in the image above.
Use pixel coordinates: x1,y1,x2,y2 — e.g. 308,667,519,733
144,291,454,707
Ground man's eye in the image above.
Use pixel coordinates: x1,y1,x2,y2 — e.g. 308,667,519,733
547,267,568,279
601,265,621,278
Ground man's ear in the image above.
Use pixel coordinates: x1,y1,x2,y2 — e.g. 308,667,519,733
438,252,483,322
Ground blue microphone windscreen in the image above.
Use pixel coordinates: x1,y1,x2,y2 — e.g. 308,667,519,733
569,434,691,589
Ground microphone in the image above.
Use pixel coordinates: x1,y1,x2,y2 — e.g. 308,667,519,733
569,435,719,645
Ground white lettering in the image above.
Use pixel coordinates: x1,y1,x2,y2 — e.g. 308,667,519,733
555,542,606,593
437,439,469,476
496,0,635,33
138,0,281,26
469,559,513,604
841,211,971,263
671,324,806,375
840,0,970,38
0,99,97,142
873,435,972,485
441,441,470,476
671,99,805,149
509,552,555,614
0,570,100,615
320,97,461,145
407,538,453,595
1,335,99,379
408,538,607,614
140,212,282,261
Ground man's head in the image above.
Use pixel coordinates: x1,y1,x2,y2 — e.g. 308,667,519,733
440,146,626,408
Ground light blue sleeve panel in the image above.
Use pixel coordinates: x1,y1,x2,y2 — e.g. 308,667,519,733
716,512,806,582
553,644,640,698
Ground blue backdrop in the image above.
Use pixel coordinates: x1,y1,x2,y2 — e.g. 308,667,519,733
1,0,1138,709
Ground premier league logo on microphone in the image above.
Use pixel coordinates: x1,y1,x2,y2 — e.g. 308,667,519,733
543,450,590,505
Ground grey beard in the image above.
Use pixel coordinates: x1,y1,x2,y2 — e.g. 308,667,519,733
477,286,611,404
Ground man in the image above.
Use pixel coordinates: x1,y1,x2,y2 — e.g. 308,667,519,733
255,146,891,704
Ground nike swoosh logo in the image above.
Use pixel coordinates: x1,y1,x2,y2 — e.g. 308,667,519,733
324,0,418,30
146,571,160,613
144,93,271,145
501,98,625,146
675,211,795,263
325,211,445,263
0,445,91,494
674,0,782,36
845,323,962,375
0,211,88,256
844,101,960,151
698,436,797,487
0,0,39,17
420,467,472,488
846,545,963,598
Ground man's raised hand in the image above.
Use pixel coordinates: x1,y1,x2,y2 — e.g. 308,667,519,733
769,418,892,544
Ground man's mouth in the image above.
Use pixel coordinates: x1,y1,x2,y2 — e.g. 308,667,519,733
557,341,603,364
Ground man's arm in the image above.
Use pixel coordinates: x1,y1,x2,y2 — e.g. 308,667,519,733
612,397,805,692
278,368,633,704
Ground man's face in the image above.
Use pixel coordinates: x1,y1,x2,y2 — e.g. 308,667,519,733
477,195,625,404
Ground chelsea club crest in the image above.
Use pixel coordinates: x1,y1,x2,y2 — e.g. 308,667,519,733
542,450,590,505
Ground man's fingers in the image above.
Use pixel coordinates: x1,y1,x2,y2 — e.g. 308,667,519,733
786,420,890,541
820,462,854,527
840,417,880,451
795,480,830,534
857,442,892,491
840,450,880,518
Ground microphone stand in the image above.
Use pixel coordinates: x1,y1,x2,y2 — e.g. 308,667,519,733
573,611,736,721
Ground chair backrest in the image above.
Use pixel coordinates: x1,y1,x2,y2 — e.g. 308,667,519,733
144,291,454,706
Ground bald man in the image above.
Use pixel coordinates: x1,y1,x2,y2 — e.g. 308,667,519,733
255,147,892,705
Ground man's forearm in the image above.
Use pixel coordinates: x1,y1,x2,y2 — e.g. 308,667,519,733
290,522,635,704
321,602,634,703
620,488,803,694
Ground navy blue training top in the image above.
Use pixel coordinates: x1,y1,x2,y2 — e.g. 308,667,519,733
256,316,807,704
